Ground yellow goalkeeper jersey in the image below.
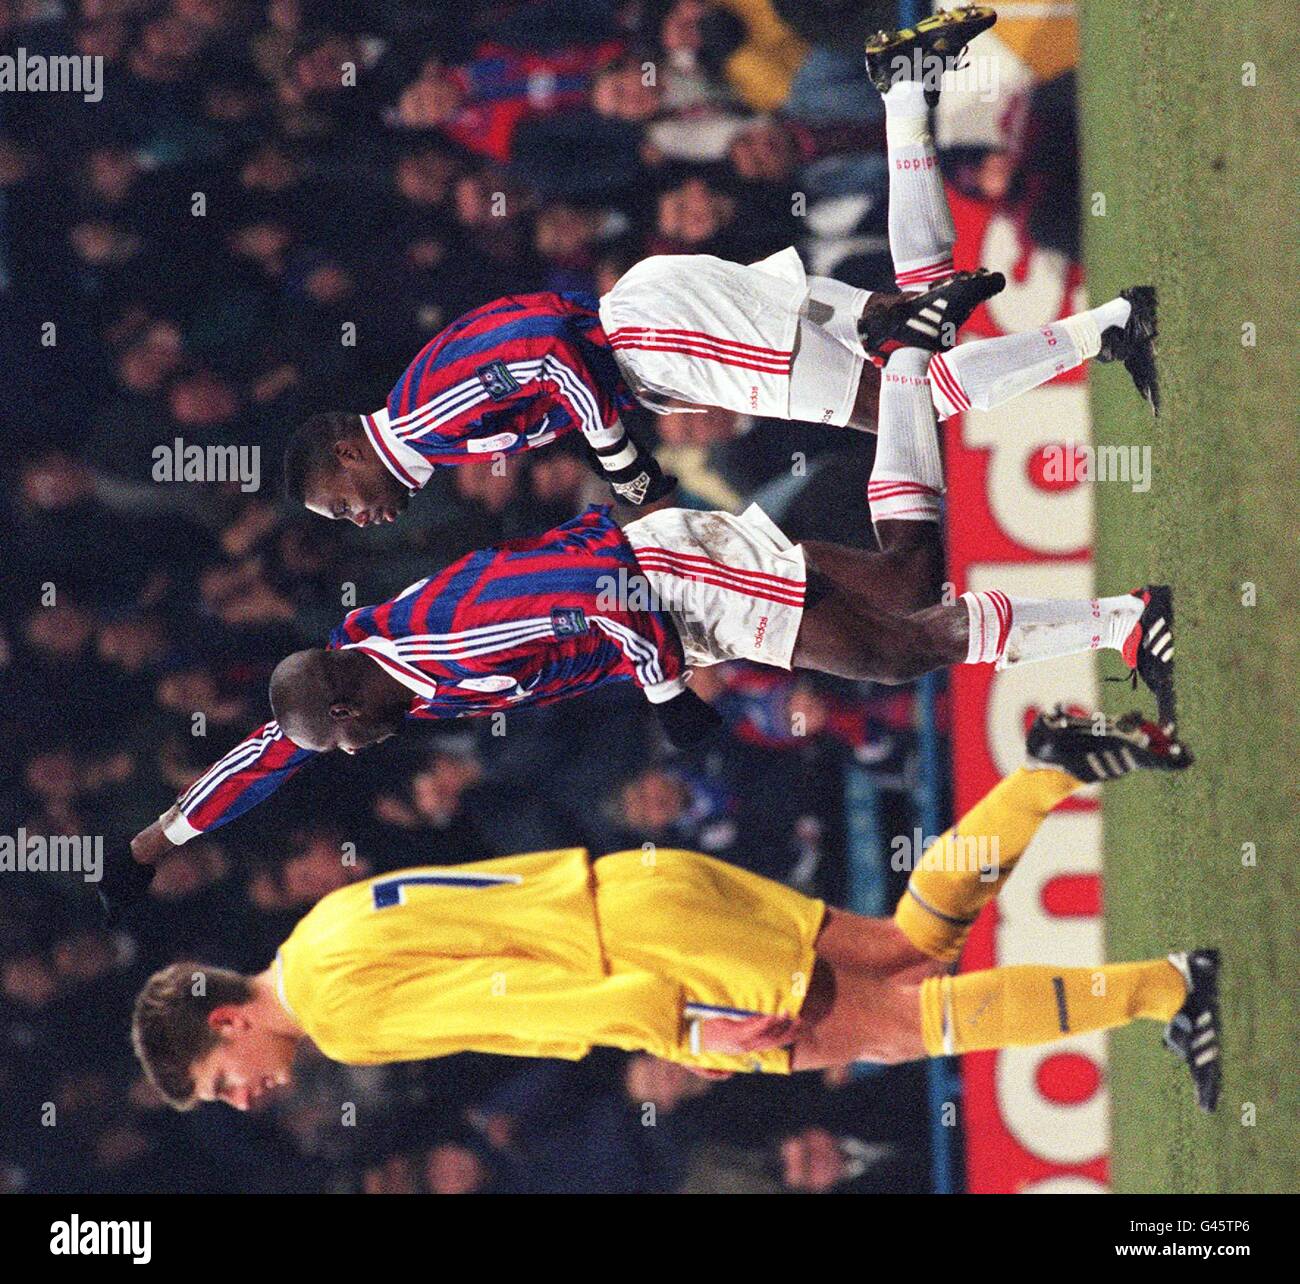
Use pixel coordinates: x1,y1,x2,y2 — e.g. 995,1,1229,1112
274,847,825,1074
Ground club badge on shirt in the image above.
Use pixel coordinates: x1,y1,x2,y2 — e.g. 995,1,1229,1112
551,607,589,638
477,359,521,400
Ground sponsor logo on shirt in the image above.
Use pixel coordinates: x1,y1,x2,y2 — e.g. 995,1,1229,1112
753,615,769,649
456,675,519,693
467,431,520,453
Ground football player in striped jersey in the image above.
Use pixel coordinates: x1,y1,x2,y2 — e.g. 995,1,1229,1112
109,480,1180,919
283,13,1158,533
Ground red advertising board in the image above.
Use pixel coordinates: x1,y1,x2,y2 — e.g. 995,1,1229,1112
945,186,1111,1193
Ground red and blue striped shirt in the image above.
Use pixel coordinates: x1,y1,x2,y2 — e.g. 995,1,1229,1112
362,292,639,492
164,507,687,843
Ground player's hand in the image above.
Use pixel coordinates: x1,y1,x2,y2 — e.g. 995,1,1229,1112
131,816,176,864
655,686,723,749
628,488,679,520
696,1013,802,1056
97,844,157,926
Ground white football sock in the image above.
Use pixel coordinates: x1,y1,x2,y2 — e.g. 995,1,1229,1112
869,348,943,525
961,591,1144,668
882,81,954,292
1088,296,1132,337
1056,296,1132,357
927,295,1136,419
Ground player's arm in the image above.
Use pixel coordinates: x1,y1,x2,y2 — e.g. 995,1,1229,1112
540,329,676,507
126,722,306,857
394,325,674,505
126,721,318,861
130,815,176,864
587,597,724,747
104,721,320,923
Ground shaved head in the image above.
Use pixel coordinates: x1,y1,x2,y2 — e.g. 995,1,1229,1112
269,648,409,754
269,649,337,749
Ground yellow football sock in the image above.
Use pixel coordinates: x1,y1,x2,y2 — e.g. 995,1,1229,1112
894,766,1081,961
918,960,1188,1056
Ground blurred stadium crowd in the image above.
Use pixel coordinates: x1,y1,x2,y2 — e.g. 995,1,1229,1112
0,0,970,1193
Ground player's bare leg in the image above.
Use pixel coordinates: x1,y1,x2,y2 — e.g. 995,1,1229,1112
783,950,1200,1072
797,336,956,674
706,905,1211,1094
792,590,965,684
792,957,930,1067
815,906,939,977
790,569,1178,701
690,921,934,1068
802,532,942,616
798,338,949,617
846,361,880,430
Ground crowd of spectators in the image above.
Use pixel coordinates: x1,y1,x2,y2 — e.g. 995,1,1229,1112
0,0,966,1193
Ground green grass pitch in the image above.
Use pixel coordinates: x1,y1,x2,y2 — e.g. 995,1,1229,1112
1079,0,1298,1192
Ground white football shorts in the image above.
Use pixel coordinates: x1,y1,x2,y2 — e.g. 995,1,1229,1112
622,503,807,671
599,248,866,427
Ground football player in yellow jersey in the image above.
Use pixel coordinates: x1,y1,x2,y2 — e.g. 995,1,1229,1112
131,710,1222,1115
